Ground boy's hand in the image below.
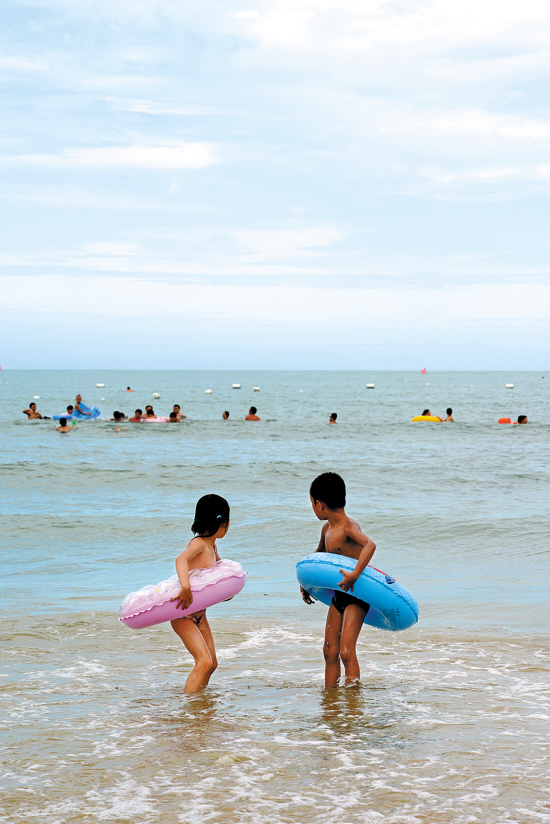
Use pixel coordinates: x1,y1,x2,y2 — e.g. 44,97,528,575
300,585,315,605
338,569,358,593
171,586,193,610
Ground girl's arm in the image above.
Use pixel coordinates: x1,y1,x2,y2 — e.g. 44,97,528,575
338,524,376,593
171,539,205,610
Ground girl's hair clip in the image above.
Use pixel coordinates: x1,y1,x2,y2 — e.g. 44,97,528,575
216,514,222,519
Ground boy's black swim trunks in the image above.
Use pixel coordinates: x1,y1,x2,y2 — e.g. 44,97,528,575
331,589,370,615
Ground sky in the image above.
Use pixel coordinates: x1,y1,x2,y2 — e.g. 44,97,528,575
1,0,550,369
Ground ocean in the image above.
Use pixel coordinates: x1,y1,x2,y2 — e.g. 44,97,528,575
1,370,549,824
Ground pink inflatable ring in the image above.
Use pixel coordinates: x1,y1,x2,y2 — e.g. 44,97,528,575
119,559,246,629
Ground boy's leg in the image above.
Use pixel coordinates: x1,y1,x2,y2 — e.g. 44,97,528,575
323,604,343,688
197,616,218,687
171,617,215,693
339,604,368,686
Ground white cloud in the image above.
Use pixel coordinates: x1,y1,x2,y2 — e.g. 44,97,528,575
378,108,550,143
6,143,221,170
0,56,46,71
231,226,346,260
2,275,550,327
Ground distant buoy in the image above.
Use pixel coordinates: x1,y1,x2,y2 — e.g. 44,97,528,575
33,395,40,399
506,384,514,389
253,386,260,392
101,398,105,401
153,392,161,399
232,384,241,389
204,389,212,395
366,384,375,389
96,383,105,388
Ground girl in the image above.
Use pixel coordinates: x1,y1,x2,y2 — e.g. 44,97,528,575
170,494,230,693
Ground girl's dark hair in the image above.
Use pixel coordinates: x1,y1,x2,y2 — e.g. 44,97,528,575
192,494,230,537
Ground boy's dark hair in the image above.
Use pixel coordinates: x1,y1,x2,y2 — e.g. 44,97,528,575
446,408,452,415
330,412,337,420
169,411,177,419
224,410,229,417
146,405,153,411
67,405,74,412
310,472,346,510
60,418,67,426
135,408,142,415
192,494,230,537
113,411,122,420
174,404,180,409
518,415,527,423
422,409,430,416
30,402,36,408
249,406,257,414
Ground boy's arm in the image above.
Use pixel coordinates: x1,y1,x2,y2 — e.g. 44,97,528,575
301,525,327,604
338,524,376,593
171,539,204,610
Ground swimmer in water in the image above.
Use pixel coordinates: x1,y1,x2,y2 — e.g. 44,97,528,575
143,406,156,419
222,411,230,420
74,395,92,416
173,404,187,421
301,472,376,688
126,387,133,392
329,413,338,424
22,402,43,419
245,406,261,421
516,415,528,424
56,417,73,432
443,407,454,421
170,494,230,693
169,411,178,422
130,409,144,422
421,409,442,421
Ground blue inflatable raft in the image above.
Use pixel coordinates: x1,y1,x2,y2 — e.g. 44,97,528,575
296,552,418,632
53,403,101,421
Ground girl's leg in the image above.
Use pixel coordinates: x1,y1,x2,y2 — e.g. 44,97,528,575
339,604,368,686
171,617,216,693
323,604,343,688
197,616,218,687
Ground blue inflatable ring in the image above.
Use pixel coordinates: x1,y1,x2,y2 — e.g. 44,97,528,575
296,552,419,632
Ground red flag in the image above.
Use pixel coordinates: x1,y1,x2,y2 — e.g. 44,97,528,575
420,368,427,375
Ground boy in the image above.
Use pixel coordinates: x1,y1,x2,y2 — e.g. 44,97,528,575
301,472,376,688
245,406,260,420
329,412,338,424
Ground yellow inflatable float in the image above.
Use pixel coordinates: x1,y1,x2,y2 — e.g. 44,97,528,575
411,415,441,422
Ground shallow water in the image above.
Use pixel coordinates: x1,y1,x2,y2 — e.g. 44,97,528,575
1,370,550,823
